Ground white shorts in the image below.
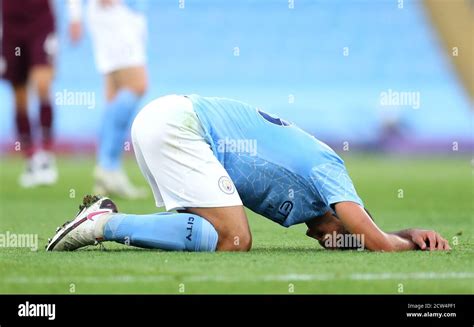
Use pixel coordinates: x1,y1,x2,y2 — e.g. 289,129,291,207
131,95,243,211
86,1,147,74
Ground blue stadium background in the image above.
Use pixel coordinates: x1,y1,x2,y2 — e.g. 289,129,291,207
1,0,472,153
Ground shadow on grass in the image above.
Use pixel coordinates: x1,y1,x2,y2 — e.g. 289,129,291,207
251,247,372,254
68,245,372,255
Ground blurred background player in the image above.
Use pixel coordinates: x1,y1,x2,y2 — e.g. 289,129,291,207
67,0,148,199
1,0,58,187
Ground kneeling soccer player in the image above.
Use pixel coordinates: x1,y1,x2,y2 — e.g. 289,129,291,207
46,95,451,252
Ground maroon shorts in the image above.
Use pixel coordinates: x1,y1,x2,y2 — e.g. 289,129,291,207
1,0,56,84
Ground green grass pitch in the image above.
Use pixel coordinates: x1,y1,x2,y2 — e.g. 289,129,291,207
0,154,472,294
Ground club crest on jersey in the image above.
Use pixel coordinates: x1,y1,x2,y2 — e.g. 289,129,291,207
218,176,235,194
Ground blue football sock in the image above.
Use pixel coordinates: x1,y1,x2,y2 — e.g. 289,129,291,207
103,212,218,252
98,89,140,170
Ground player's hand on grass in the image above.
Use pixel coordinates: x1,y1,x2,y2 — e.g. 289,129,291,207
407,229,451,251
333,202,452,252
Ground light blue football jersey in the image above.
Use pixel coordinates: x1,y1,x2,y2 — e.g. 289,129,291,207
187,94,363,227
123,0,148,14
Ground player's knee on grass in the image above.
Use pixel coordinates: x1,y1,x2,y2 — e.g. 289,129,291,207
218,229,252,252
182,206,252,252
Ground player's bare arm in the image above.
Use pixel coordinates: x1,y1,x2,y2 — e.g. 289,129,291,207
306,201,450,252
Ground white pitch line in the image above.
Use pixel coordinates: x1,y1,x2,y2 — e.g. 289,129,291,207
2,272,474,284
262,272,474,282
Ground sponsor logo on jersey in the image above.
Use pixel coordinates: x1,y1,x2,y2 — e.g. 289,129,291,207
278,201,293,218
